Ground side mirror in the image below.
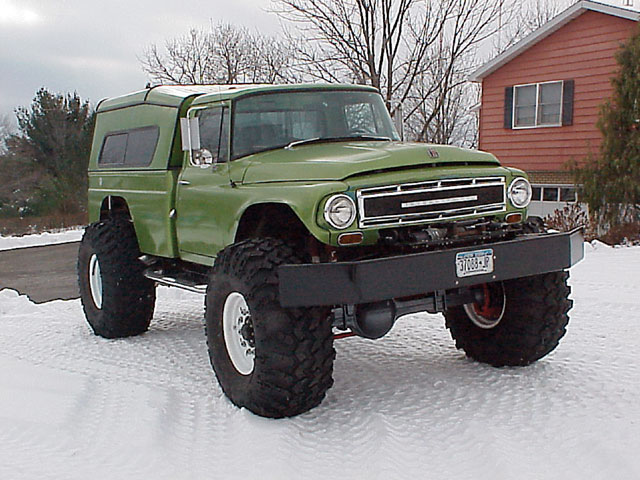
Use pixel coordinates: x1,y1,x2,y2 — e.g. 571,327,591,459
180,117,201,151
192,148,215,167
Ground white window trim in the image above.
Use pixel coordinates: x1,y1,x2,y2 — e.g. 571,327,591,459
512,80,564,129
531,183,578,203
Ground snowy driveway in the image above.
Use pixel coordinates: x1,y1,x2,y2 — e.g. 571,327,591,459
0,242,638,480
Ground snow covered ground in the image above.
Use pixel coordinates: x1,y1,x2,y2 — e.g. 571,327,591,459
1,240,639,480
0,228,84,251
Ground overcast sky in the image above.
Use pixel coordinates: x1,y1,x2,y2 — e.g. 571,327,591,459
1,0,637,125
0,0,277,121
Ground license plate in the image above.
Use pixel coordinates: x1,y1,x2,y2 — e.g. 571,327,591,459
455,249,494,278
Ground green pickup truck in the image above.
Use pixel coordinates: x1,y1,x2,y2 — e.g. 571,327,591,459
78,84,583,417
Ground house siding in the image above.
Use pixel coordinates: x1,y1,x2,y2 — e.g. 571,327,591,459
479,11,637,180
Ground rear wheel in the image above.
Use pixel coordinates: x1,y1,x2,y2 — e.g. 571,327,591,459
205,238,335,418
463,282,506,329
445,271,572,367
77,217,156,338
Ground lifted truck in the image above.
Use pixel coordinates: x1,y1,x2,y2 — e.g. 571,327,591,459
78,84,583,418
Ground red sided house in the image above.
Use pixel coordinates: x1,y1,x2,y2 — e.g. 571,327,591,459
470,0,639,217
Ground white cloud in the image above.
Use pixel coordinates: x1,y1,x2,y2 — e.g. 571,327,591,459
0,0,42,25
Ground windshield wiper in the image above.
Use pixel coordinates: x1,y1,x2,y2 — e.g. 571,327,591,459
285,137,321,149
347,135,392,141
284,135,391,150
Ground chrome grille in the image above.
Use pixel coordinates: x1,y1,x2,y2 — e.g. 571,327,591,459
357,177,506,228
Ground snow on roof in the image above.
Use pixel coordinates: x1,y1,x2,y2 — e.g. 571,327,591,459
97,83,380,112
97,84,268,112
469,0,640,82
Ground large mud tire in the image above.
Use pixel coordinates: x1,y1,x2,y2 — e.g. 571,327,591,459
77,217,156,338
445,271,572,367
205,238,335,418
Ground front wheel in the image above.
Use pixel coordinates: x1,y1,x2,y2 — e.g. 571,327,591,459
205,238,335,418
445,271,572,367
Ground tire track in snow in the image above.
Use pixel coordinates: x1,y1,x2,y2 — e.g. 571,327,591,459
1,245,640,480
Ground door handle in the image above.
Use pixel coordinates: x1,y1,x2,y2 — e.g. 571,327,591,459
178,180,191,186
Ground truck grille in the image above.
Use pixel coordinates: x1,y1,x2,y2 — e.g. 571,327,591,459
357,177,506,228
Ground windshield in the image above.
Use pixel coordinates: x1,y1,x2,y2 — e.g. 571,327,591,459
231,90,399,159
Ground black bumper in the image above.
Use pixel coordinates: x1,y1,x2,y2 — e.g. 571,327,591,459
278,228,584,307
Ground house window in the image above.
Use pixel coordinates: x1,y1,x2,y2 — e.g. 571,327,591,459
559,187,577,202
532,186,542,201
513,81,563,128
531,185,578,204
542,186,559,202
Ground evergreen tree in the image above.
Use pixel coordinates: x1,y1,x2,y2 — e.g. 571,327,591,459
6,88,95,214
575,27,640,223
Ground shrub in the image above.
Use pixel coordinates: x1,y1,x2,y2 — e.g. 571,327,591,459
598,221,640,246
544,204,596,241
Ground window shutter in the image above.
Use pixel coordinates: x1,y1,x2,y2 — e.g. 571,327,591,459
504,86,514,129
562,80,574,126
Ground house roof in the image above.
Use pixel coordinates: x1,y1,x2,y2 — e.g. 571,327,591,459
469,1,639,82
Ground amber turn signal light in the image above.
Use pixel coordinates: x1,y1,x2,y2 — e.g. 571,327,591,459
505,213,523,224
338,232,364,245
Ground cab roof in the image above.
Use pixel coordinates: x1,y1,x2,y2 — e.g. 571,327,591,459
97,83,380,113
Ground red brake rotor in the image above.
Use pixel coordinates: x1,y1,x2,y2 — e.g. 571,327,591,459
473,283,503,320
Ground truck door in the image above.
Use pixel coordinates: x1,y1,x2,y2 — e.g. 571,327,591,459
175,103,231,262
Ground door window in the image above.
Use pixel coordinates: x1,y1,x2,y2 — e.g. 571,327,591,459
192,107,229,166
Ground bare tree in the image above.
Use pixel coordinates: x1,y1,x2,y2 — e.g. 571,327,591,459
275,0,448,114
495,0,572,54
243,31,304,83
140,23,298,85
404,63,480,147
139,0,565,147
141,29,214,84
274,0,515,145
403,0,517,146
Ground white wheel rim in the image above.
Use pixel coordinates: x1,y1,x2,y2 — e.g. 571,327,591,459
222,292,255,375
88,254,103,309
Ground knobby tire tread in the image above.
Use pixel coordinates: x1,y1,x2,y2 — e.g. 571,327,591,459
205,238,335,418
77,217,155,338
445,271,572,367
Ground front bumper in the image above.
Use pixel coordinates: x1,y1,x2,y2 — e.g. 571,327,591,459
278,228,584,307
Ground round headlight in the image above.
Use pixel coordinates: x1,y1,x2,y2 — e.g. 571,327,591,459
508,177,532,208
324,194,357,230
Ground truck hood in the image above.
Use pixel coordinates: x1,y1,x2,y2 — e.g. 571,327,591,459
240,142,500,184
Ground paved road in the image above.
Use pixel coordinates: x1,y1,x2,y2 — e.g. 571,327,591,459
0,242,79,303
